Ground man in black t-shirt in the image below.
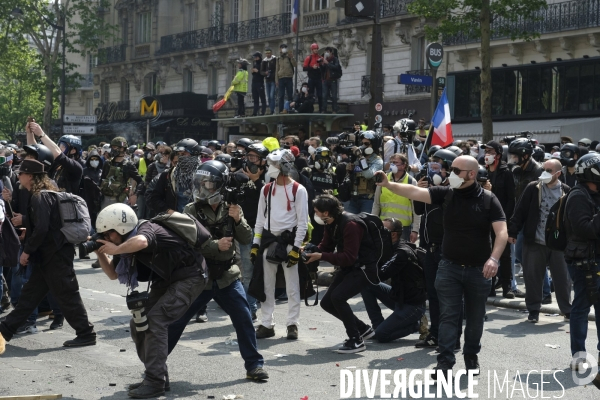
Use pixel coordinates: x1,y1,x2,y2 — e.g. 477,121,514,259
375,155,507,379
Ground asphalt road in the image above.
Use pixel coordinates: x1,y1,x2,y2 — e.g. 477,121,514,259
1,255,599,400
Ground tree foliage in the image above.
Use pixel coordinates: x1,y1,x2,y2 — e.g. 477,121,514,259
408,0,547,141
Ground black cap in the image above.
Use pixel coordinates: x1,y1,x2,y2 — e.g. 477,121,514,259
483,140,503,155
252,51,262,58
19,159,45,175
280,43,288,49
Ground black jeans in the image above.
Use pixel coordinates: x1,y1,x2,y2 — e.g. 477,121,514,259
492,231,512,290
0,246,95,341
252,81,266,115
321,266,374,339
308,77,323,112
236,92,246,116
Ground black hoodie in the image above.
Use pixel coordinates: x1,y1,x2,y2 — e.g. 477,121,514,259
80,150,104,218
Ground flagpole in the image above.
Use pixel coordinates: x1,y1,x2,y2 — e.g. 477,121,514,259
418,124,434,163
294,0,300,91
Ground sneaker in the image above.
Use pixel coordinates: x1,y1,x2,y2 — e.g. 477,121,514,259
528,310,539,323
564,313,570,321
195,311,208,323
502,289,515,299
511,288,526,298
418,315,429,340
246,367,269,380
63,335,96,347
129,376,170,392
542,295,553,304
360,326,375,340
128,384,165,399
50,315,64,330
415,334,438,348
255,325,275,339
286,325,298,340
464,354,480,375
430,362,452,381
335,337,366,354
16,322,38,334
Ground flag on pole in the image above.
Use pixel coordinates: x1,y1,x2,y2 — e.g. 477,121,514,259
430,88,453,147
292,0,300,33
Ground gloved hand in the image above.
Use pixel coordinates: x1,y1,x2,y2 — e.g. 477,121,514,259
250,244,259,265
287,246,300,267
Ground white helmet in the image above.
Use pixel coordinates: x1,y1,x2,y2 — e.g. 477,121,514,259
96,203,138,235
266,148,295,176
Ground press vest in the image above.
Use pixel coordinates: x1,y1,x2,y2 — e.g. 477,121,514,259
380,172,413,227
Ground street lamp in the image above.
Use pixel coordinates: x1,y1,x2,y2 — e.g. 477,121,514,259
11,7,67,136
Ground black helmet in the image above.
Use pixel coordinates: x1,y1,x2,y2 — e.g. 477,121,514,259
23,144,54,170
127,145,138,154
445,145,463,157
236,138,254,150
192,160,229,204
508,138,533,156
532,146,545,162
427,145,442,158
560,143,580,168
252,51,262,59
477,165,489,183
207,140,222,150
246,143,269,158
215,153,232,165
432,149,457,170
360,131,382,154
58,135,83,156
574,153,600,184
174,138,199,155
313,146,331,170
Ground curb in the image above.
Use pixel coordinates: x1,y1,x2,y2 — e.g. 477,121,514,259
486,297,596,322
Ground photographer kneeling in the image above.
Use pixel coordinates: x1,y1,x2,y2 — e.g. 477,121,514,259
94,204,207,398
304,193,378,354
360,218,426,343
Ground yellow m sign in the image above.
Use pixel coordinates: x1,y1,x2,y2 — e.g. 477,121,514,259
140,97,158,117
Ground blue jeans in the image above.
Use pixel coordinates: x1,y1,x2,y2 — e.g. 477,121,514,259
343,196,374,214
567,261,600,356
278,77,293,112
543,269,552,298
361,282,425,343
284,101,291,112
265,81,276,114
435,258,491,366
238,230,258,313
167,279,263,371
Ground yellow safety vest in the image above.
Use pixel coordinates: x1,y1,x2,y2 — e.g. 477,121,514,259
379,172,413,227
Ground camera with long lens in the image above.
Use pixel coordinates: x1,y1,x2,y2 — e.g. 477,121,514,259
78,233,103,259
326,132,356,147
126,290,149,332
502,131,533,145
229,150,245,170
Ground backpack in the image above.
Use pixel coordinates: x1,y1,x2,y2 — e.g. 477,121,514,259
150,211,211,249
357,212,394,267
42,190,91,244
545,187,590,252
329,63,343,81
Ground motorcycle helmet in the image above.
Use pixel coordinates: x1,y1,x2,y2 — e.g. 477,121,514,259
192,160,229,205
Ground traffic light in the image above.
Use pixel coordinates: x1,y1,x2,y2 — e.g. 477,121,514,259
335,0,375,18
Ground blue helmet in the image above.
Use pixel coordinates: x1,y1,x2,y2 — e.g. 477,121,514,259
58,135,83,158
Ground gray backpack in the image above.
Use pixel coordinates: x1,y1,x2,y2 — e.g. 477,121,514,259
42,190,91,244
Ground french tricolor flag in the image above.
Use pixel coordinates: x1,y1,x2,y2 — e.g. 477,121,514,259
292,0,299,33
430,88,453,147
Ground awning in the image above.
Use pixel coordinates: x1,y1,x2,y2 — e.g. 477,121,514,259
96,119,174,134
452,117,600,143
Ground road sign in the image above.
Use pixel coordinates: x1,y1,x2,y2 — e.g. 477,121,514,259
375,103,383,112
398,74,433,86
375,114,382,124
426,43,444,69
63,125,97,135
63,115,97,124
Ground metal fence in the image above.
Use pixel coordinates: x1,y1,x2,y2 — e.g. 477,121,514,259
97,44,126,65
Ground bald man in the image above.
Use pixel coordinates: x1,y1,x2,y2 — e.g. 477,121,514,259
508,159,572,323
375,155,507,379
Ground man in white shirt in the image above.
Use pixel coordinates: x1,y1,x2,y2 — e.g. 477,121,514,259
250,149,309,340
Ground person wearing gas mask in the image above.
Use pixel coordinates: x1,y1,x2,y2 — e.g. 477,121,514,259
483,141,516,299
276,43,297,113
559,143,580,187
375,155,508,378
166,160,269,381
508,159,572,323
92,203,208,398
236,143,269,320
26,122,82,195
248,149,309,341
562,154,600,386
359,218,427,344
372,153,420,242
99,137,143,210
341,131,384,214
283,82,315,114
308,146,338,246
413,148,463,350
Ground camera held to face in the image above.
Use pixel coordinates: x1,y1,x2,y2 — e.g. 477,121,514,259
78,232,104,259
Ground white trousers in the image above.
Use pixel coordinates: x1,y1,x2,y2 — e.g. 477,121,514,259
260,243,301,328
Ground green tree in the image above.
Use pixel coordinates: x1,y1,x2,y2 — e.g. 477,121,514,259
1,0,117,133
408,0,547,142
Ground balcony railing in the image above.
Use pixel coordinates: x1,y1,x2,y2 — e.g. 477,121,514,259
444,0,600,45
158,13,291,55
361,74,385,97
404,70,431,95
77,73,94,88
97,44,126,65
304,11,330,30
381,0,412,18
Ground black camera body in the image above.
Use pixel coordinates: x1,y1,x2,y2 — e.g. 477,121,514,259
78,232,104,259
502,131,532,145
222,173,247,205
301,243,319,262
126,290,149,310
230,150,245,170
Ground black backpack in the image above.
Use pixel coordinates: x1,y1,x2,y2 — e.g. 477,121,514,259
545,186,586,252
357,212,394,267
329,63,343,80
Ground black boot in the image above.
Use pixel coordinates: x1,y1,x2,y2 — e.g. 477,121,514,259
128,384,165,399
50,315,64,330
63,334,96,347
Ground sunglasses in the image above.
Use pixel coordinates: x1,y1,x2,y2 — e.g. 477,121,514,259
450,167,472,175
544,169,557,174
